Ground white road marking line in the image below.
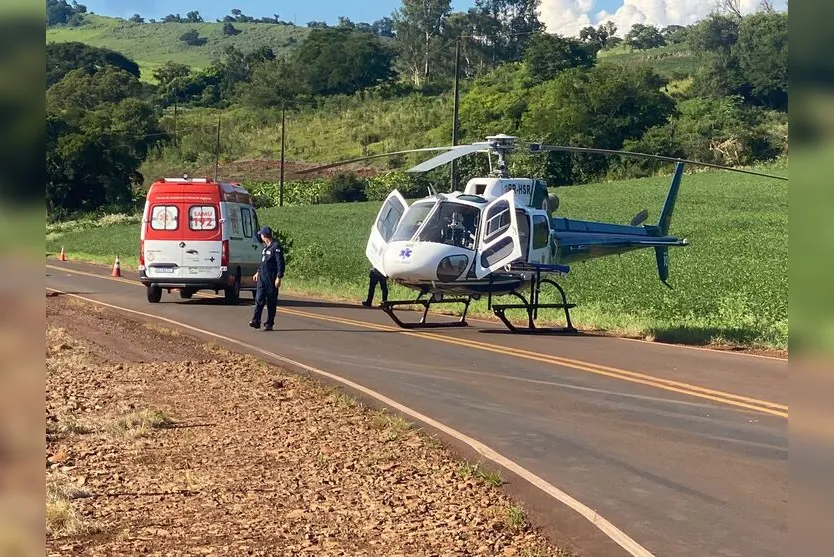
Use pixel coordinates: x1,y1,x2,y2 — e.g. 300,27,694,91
46,286,656,557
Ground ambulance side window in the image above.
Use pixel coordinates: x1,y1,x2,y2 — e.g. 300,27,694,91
241,207,253,238
189,206,217,230
252,210,260,238
151,205,178,230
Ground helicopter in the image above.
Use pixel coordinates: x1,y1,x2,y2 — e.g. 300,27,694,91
297,134,788,334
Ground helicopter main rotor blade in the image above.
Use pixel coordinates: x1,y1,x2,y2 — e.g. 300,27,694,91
294,146,459,175
530,144,788,181
406,144,489,173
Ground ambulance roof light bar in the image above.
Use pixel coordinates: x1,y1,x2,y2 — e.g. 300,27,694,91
163,174,209,183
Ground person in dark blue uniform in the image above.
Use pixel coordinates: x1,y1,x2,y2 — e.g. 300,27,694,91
249,226,284,331
362,267,388,307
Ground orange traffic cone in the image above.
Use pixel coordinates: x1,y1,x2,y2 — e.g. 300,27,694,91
111,256,121,277
59,247,67,261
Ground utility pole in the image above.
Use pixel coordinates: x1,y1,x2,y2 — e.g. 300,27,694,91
450,37,461,191
173,96,178,147
213,113,221,182
279,103,286,207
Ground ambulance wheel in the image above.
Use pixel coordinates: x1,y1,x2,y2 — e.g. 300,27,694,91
179,288,194,299
147,285,162,303
224,271,241,305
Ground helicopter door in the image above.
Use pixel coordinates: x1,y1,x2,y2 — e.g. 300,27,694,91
365,189,408,274
474,190,523,278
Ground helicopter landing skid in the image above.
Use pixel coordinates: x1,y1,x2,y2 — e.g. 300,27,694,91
381,296,472,329
490,274,578,334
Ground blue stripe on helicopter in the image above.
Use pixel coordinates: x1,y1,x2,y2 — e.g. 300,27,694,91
509,262,571,274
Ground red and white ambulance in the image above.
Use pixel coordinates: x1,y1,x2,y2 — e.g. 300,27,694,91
139,176,263,304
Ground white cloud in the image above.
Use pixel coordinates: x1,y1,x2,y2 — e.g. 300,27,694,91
538,0,788,38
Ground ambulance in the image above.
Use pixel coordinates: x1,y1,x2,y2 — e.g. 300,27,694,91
138,176,263,304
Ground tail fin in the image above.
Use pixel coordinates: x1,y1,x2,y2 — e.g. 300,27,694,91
655,246,671,287
658,161,684,236
655,162,684,287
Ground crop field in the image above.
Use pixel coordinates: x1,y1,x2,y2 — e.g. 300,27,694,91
46,162,788,350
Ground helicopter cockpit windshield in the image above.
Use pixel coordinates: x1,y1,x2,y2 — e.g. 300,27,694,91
415,202,479,250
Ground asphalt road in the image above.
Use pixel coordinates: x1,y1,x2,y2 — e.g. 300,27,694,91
45,260,787,557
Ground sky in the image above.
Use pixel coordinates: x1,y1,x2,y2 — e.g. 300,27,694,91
80,0,787,37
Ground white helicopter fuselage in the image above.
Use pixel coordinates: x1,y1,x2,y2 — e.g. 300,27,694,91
366,177,556,297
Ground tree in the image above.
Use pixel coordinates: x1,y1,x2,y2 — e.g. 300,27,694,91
129,14,144,24
524,33,595,82
46,62,162,218
687,13,739,55
372,17,395,37
179,29,205,46
579,21,617,53
47,42,141,88
689,12,787,111
717,0,744,19
733,12,788,110
222,22,241,36
293,28,396,95
185,11,203,23
521,64,675,184
474,0,544,61
393,0,452,87
445,8,503,78
47,66,142,112
625,24,665,50
153,61,191,84
46,0,86,26
661,25,688,44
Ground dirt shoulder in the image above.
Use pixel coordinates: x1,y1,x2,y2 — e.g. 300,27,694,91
46,294,572,556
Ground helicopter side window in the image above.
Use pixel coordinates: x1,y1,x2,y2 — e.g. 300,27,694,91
483,200,511,244
532,215,550,249
390,203,433,242
516,210,530,262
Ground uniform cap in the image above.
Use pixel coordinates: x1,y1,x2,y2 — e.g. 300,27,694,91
257,226,273,237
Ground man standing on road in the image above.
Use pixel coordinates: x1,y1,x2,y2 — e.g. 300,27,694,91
250,226,284,331
362,267,388,308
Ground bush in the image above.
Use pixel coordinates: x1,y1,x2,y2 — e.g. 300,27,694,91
365,171,429,201
322,172,367,203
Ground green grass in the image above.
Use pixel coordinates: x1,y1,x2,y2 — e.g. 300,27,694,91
47,15,309,82
598,42,703,79
45,161,788,350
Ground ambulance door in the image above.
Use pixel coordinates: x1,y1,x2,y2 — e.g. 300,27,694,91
474,190,522,278
182,203,222,280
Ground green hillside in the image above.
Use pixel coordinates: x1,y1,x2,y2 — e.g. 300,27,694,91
598,42,701,79
46,15,309,80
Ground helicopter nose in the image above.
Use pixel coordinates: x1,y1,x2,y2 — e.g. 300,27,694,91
382,242,472,281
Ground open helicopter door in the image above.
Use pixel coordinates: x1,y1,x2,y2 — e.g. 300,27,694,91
366,189,409,275
474,190,523,278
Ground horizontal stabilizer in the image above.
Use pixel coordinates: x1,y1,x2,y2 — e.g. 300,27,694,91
630,209,649,227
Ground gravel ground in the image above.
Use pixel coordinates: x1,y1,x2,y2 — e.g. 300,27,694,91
45,294,572,556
